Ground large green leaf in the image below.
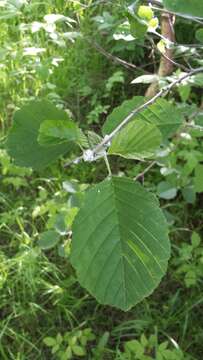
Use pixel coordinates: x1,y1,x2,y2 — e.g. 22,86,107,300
137,99,183,139
108,120,162,160
163,0,203,18
103,97,182,140
6,101,75,169
71,177,170,311
102,96,145,135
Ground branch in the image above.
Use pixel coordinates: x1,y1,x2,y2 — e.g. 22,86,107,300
134,161,156,181
64,67,203,167
145,12,175,98
89,41,137,72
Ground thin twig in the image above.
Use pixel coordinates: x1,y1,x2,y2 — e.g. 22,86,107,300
89,41,138,71
134,161,156,181
156,48,191,72
104,153,112,177
186,124,203,132
64,67,203,167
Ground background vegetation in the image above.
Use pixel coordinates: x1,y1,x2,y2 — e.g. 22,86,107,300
0,0,203,359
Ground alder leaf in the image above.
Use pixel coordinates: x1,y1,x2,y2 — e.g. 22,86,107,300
6,101,75,169
108,120,162,160
102,97,182,140
102,96,145,135
38,119,86,147
71,177,170,311
163,0,203,18
137,99,183,139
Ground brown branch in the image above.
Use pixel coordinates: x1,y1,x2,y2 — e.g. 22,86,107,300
145,12,175,98
90,41,137,71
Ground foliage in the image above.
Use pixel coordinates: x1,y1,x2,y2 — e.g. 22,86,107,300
43,328,95,359
0,0,203,359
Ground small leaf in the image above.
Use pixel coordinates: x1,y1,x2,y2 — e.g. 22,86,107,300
182,186,196,204
131,74,159,84
64,347,72,360
43,337,56,347
128,14,148,39
71,177,170,311
190,73,203,87
194,164,203,193
191,232,201,248
178,84,191,102
125,340,144,356
6,101,74,169
38,230,60,250
52,344,60,354
72,345,86,357
157,182,177,200
195,28,203,43
108,120,162,160
56,333,63,345
163,0,203,18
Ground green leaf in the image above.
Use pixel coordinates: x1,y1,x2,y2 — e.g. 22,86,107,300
72,345,86,357
6,101,74,169
195,28,203,43
102,98,182,140
38,119,84,147
43,337,56,347
194,164,203,193
108,120,162,160
157,182,177,200
131,74,159,84
191,232,201,248
71,177,170,311
102,96,145,135
38,230,60,250
163,0,203,18
129,14,148,39
137,99,183,139
190,73,203,87
182,186,196,204
178,84,191,102
125,340,144,356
